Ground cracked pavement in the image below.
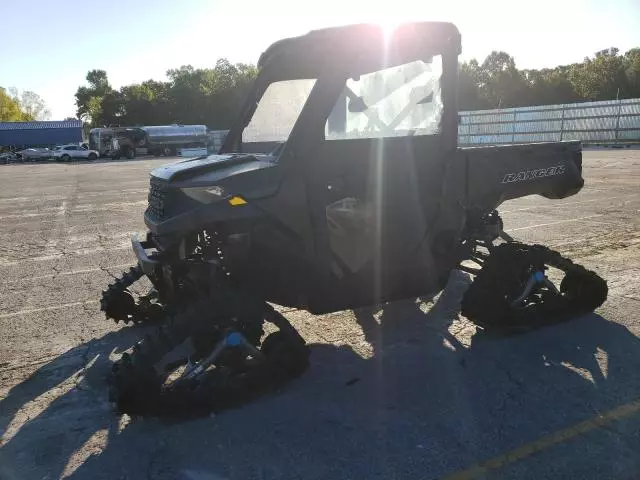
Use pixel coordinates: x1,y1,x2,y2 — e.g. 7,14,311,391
1,152,640,480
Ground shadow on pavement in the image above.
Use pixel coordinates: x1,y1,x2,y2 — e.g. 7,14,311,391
0,326,151,480
1,271,640,479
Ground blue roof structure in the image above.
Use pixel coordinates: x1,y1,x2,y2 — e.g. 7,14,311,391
0,120,83,147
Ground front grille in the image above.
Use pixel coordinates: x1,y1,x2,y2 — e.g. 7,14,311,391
146,178,168,220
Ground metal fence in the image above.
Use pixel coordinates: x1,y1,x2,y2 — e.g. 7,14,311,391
163,98,640,152
458,98,640,145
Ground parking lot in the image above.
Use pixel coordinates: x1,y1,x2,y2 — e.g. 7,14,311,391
0,150,639,480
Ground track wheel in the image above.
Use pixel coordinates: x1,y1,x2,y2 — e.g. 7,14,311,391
560,270,608,311
261,331,310,378
103,290,136,323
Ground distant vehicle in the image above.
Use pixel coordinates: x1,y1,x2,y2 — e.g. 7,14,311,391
178,147,208,157
16,147,53,162
52,144,99,162
142,124,209,156
0,152,19,164
89,124,210,158
207,129,229,153
88,127,147,159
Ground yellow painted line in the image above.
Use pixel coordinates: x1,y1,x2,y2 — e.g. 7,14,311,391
442,398,640,480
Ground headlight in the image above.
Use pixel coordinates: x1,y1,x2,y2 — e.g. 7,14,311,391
182,185,229,204
205,186,226,197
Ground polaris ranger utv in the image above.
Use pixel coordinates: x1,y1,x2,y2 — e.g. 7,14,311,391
103,21,607,417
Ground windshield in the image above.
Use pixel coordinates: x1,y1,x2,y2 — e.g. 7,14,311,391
241,79,316,147
89,131,99,150
326,56,443,139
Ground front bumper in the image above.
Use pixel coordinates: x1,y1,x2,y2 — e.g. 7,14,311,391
131,232,161,276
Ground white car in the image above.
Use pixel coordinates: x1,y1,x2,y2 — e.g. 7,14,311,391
52,144,99,162
17,147,53,162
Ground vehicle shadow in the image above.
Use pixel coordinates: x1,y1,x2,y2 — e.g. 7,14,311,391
0,325,151,480
2,271,640,480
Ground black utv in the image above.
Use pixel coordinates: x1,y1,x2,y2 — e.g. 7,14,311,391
102,22,607,417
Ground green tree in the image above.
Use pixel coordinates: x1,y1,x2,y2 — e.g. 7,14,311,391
568,48,628,101
75,69,122,126
78,47,640,123
478,51,529,108
165,59,256,127
0,88,30,121
522,67,580,106
119,81,169,125
458,46,639,111
75,59,257,128
459,59,489,110
623,48,640,97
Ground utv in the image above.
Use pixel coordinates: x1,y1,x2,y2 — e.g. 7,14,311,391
102,21,607,417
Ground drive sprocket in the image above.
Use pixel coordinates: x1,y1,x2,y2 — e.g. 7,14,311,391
100,265,164,325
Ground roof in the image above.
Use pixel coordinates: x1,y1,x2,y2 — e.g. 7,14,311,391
0,120,83,131
258,22,461,70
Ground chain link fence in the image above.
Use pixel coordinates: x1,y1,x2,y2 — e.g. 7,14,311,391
458,98,640,145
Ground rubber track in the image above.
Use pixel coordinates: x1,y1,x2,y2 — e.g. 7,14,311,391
108,299,309,418
461,242,608,333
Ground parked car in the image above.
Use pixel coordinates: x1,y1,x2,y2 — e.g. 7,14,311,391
16,147,53,162
0,152,20,164
52,144,99,162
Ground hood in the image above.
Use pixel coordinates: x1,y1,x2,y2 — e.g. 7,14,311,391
151,153,276,185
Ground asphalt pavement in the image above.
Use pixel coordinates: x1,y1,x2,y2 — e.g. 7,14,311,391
0,151,639,479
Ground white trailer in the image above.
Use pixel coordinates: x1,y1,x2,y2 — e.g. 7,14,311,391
142,124,209,156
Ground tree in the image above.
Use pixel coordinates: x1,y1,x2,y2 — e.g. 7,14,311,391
568,48,628,101
0,87,52,121
86,70,111,93
459,60,489,110
0,88,29,121
164,59,256,127
623,48,640,97
75,60,258,128
522,67,580,106
75,69,121,126
18,91,51,120
477,51,529,108
458,46,639,111
77,46,639,124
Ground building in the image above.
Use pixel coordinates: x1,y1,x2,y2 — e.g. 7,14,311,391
0,120,83,149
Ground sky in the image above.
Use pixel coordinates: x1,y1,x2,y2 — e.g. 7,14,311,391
2,0,639,120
